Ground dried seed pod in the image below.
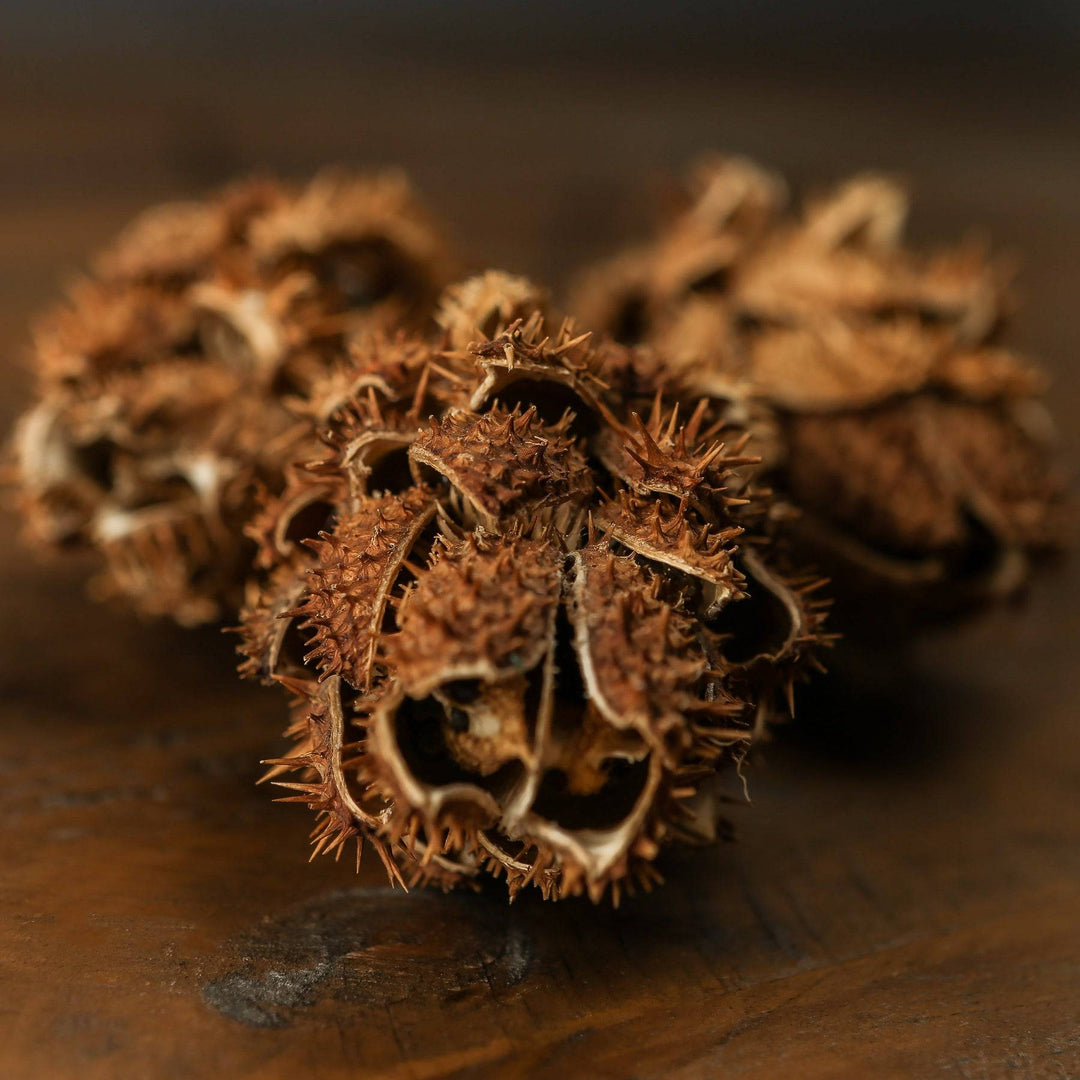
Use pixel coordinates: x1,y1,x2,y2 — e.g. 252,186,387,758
571,157,1071,619
241,311,831,900
435,270,549,349
13,171,454,623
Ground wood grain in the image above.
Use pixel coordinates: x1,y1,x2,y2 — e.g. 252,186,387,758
1,51,1078,1079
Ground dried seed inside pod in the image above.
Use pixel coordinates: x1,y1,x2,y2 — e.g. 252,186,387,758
13,171,454,622
240,307,831,901
571,157,1072,621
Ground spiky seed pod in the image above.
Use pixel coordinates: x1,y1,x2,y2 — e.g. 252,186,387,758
240,310,831,901
435,270,550,349
571,157,1071,619
13,171,454,623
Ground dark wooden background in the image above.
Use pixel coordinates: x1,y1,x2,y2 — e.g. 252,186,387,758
1,13,1079,1078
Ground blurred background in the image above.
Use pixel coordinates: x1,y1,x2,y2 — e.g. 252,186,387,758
1,6,1079,1074
2,2,1078,406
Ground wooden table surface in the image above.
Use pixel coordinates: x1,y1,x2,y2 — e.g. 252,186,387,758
1,47,1078,1079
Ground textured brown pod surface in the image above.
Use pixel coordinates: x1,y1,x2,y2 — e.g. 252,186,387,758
572,157,1072,621
13,171,453,623
240,299,831,900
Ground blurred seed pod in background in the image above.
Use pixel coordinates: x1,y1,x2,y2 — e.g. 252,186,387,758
13,171,455,623
238,299,832,900
571,157,1072,625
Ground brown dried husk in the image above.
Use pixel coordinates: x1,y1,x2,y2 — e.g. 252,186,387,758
570,156,1072,622
14,171,454,623
239,307,832,901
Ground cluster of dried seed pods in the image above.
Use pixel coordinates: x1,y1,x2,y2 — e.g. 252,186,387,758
9,159,1070,901
573,156,1071,621
238,311,830,900
14,171,452,622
